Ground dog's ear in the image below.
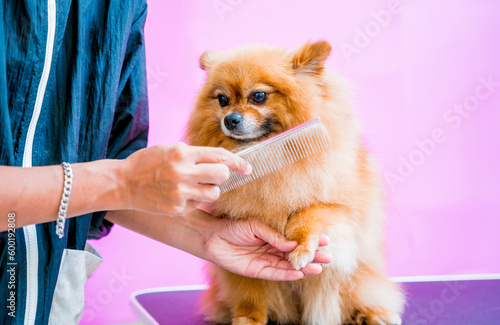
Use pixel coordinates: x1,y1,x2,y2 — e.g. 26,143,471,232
291,40,332,75
199,51,223,71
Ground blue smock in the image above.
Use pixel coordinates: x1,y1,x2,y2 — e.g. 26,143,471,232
0,0,149,323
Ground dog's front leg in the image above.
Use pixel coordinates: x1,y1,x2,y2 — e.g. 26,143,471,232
285,204,359,275
285,204,333,270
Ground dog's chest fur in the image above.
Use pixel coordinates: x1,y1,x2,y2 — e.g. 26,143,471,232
213,152,336,233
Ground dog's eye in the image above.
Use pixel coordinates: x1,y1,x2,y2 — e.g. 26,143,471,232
250,92,268,105
217,94,230,107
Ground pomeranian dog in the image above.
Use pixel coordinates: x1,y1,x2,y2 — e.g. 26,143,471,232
185,40,404,325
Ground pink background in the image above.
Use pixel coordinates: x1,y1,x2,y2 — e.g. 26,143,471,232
82,0,500,323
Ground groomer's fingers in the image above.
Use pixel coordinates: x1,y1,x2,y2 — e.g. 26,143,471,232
313,250,332,264
188,184,221,203
166,199,200,217
192,146,252,175
318,234,330,247
301,263,323,275
249,219,298,252
192,163,230,185
255,264,305,282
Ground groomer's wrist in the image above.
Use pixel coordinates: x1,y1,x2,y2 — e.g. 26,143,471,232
109,158,132,211
71,159,130,215
181,209,221,261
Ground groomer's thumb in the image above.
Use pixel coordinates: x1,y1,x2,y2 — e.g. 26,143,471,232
250,219,298,252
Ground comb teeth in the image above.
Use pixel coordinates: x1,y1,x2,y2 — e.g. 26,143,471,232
220,117,329,194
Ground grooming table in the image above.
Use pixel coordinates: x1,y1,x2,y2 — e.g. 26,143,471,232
130,275,500,325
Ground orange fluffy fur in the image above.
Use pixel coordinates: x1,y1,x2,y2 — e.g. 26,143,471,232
185,41,405,325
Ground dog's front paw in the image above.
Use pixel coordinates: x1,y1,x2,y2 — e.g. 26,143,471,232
288,236,319,270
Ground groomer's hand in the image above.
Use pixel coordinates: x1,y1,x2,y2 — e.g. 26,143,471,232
205,218,332,281
121,142,251,216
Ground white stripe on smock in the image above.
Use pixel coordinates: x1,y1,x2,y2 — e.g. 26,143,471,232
22,0,57,323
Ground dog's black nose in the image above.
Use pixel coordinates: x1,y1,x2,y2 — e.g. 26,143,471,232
224,113,243,131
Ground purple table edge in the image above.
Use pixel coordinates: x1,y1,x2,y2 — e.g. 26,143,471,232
130,274,500,325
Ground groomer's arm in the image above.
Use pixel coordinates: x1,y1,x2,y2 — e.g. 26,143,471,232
106,209,214,263
0,159,125,230
0,143,250,231
105,209,333,281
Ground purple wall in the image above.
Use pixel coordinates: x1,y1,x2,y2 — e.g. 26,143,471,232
81,0,500,323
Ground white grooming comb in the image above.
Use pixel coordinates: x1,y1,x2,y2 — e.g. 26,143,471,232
220,117,329,194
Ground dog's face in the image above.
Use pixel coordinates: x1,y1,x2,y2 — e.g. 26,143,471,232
210,79,277,142
187,41,332,150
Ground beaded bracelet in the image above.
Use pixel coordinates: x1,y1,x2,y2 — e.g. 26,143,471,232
56,162,73,238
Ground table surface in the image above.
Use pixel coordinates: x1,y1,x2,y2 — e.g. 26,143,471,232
131,278,500,325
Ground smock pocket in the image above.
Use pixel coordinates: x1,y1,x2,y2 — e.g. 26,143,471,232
48,242,102,324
